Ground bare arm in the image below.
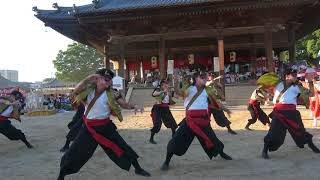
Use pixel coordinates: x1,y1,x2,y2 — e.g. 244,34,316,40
152,89,164,97
73,74,100,95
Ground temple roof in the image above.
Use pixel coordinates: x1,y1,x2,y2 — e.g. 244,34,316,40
35,0,312,20
34,0,320,54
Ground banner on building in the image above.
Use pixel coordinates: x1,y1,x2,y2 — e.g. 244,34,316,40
167,60,174,74
214,57,220,72
188,54,194,64
230,51,236,62
112,76,124,90
151,56,158,68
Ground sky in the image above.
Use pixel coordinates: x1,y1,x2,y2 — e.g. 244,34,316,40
0,0,92,82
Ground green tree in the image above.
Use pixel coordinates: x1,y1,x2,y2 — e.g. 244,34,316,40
53,43,104,82
296,29,320,65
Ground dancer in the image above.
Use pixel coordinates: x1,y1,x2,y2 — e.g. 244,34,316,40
207,73,236,134
58,68,151,180
0,91,33,148
262,68,320,159
59,103,85,152
161,71,232,171
245,86,271,130
149,79,178,144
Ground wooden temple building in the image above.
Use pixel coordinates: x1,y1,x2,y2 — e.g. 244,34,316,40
34,0,320,86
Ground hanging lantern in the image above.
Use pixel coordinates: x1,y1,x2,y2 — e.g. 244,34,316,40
151,56,157,68
188,54,194,64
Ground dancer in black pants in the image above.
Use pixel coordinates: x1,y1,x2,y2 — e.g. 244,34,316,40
262,68,320,159
60,103,85,152
161,71,232,171
0,91,33,149
207,73,236,134
58,69,150,180
149,79,178,144
245,86,271,130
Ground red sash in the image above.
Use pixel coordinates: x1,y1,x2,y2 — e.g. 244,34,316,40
150,103,169,123
83,116,124,157
273,104,301,136
185,109,214,149
0,115,7,121
249,99,260,119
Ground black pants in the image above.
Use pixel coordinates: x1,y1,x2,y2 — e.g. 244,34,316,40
167,120,224,159
65,105,85,142
151,106,178,133
209,108,231,127
0,120,27,141
264,110,313,152
247,104,270,125
59,122,139,176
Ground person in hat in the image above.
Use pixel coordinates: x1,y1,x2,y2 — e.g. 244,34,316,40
303,68,320,127
245,85,271,130
149,79,178,144
160,71,232,171
206,73,237,135
57,68,151,180
0,90,33,148
262,68,320,159
59,102,85,152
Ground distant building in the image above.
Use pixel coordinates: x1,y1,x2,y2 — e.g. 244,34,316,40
0,70,18,82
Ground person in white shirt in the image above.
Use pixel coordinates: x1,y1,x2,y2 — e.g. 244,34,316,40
0,91,33,149
246,86,271,130
149,79,177,144
58,69,151,180
161,71,232,171
262,68,320,159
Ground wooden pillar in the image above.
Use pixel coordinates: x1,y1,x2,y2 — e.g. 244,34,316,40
126,62,130,81
288,24,296,63
250,48,257,76
119,39,126,79
137,60,142,83
159,37,166,79
264,23,274,72
217,34,225,100
103,45,110,68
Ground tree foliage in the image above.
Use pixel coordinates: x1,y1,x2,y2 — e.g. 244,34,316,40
296,29,320,65
53,43,104,82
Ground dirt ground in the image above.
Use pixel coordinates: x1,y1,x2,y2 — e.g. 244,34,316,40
0,107,319,180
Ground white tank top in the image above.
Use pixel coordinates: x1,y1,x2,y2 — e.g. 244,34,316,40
1,105,13,117
273,82,300,105
85,90,111,120
162,94,169,103
184,86,209,110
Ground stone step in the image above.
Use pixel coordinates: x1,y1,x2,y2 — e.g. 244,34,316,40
128,85,258,106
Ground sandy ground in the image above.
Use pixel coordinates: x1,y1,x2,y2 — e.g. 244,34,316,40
0,107,320,180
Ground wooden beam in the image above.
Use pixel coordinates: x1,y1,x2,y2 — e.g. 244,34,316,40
103,45,110,68
112,26,265,43
217,33,225,100
288,23,296,62
118,38,126,79
159,37,166,79
264,23,274,72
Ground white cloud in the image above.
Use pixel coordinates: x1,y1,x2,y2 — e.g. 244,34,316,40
0,0,92,82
